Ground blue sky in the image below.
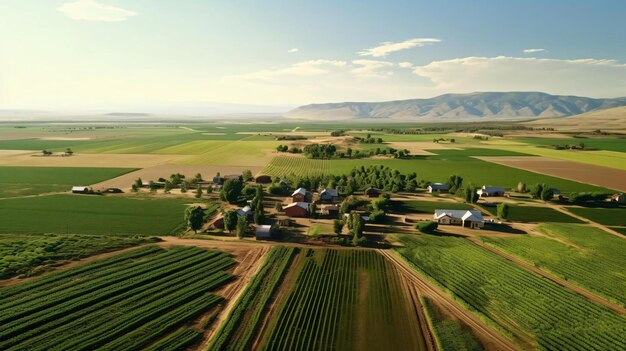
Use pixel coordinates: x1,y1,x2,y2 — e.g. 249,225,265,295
1,0,625,110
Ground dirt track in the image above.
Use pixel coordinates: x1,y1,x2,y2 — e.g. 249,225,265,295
378,249,521,351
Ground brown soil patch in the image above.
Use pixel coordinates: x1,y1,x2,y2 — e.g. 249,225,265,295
0,152,187,168
477,156,626,192
91,164,260,190
388,141,461,155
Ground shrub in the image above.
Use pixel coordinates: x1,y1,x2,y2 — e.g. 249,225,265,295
416,221,438,233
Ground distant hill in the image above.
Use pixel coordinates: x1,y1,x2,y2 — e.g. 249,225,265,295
525,106,626,131
285,92,626,121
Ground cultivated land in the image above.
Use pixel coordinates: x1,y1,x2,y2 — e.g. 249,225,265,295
2,121,626,351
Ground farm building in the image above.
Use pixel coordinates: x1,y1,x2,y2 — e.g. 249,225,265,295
104,188,123,193
283,202,309,217
320,204,340,216
434,210,484,229
255,224,273,239
236,205,253,218
71,186,92,194
319,189,339,203
292,187,312,202
477,186,505,197
212,176,224,185
611,193,626,204
209,216,224,229
427,183,449,193
343,213,370,222
364,188,380,198
255,175,272,184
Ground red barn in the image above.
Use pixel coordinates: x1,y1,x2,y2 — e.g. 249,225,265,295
283,202,309,217
291,187,311,202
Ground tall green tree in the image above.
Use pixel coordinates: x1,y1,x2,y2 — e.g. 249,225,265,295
236,215,247,239
184,206,205,233
333,219,344,235
242,169,253,182
220,179,244,203
464,186,479,203
497,203,510,220
195,185,203,198
447,175,463,192
223,210,238,233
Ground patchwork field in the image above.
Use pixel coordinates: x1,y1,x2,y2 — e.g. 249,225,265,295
0,246,234,351
565,206,626,226
477,156,626,192
479,204,583,223
480,223,626,306
259,249,428,351
393,234,626,351
0,152,186,168
0,166,135,198
0,195,193,235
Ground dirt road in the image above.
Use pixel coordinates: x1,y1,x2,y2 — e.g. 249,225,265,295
378,249,521,351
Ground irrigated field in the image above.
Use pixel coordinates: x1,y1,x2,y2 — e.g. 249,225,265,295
0,195,194,235
0,246,235,351
566,206,626,226
392,200,474,214
479,223,626,306
480,205,583,223
209,246,297,351
394,234,626,351
259,249,427,351
0,166,135,198
0,234,157,280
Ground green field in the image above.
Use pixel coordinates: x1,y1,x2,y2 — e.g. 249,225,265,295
0,234,157,279
392,200,474,213
566,206,626,226
514,137,626,153
611,227,626,235
480,205,583,223
393,234,626,351
0,246,234,351
422,297,483,351
0,166,135,198
480,223,626,306
262,152,607,192
260,249,427,351
0,194,194,235
209,247,297,351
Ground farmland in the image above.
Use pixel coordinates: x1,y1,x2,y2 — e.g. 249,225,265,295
259,249,428,351
0,166,135,198
565,206,626,226
392,200,474,214
0,234,158,280
479,205,583,223
480,223,626,306
0,195,196,235
422,297,483,351
393,234,626,351
0,246,235,351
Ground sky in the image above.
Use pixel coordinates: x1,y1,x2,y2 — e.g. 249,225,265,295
1,0,626,112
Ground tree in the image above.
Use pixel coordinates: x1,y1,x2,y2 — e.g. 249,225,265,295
333,219,344,235
242,169,253,182
220,179,244,204
309,203,317,219
497,203,509,219
193,173,203,183
184,206,205,233
195,185,203,198
65,148,74,156
540,187,554,201
236,215,247,238
134,178,143,189
164,181,174,193
416,221,438,233
131,184,138,192
464,186,479,203
180,182,187,193
517,181,527,193
447,175,463,192
149,181,157,192
530,183,544,199
274,202,283,212
223,210,238,233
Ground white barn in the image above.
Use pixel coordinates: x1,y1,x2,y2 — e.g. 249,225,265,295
434,210,485,229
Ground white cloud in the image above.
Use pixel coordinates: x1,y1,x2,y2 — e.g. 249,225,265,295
350,60,396,78
229,60,348,81
57,0,136,22
523,48,546,54
358,38,441,57
287,48,299,53
398,62,414,69
413,56,626,98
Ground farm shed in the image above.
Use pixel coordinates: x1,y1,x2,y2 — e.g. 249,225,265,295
237,205,253,218
611,193,626,204
104,188,123,193
319,189,339,203
427,183,450,193
283,202,309,217
320,204,340,216
255,175,272,184
477,186,505,197
291,187,312,203
434,209,484,229
71,186,92,194
364,188,380,198
209,216,224,229
255,224,273,239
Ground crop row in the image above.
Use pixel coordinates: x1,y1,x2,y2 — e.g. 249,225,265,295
208,246,297,351
262,156,332,177
0,245,162,301
395,235,626,351
261,249,426,351
145,328,203,351
0,246,236,351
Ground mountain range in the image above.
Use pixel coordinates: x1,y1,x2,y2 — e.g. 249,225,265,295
285,92,626,121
